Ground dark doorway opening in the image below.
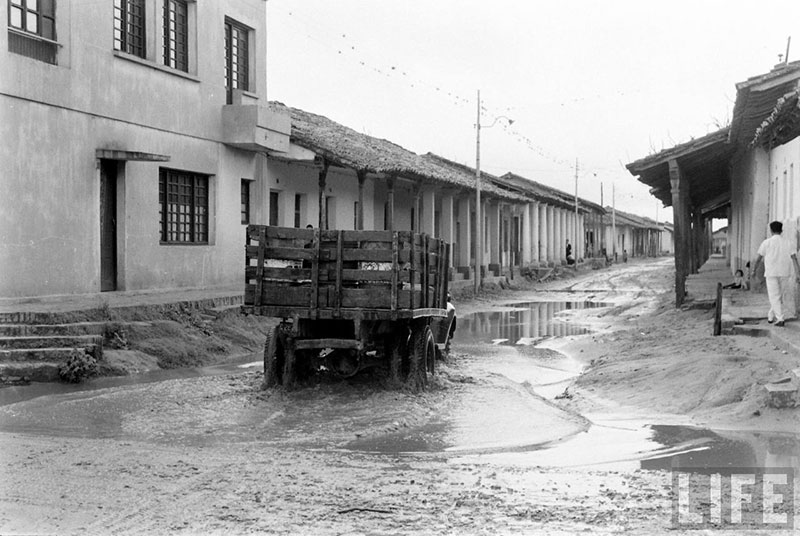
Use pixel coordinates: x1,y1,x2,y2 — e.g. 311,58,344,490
100,160,118,292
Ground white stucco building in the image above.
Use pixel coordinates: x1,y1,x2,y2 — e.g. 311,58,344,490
1,0,291,297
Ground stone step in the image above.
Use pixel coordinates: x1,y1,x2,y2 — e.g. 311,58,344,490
730,325,771,337
0,322,107,337
0,361,61,382
764,381,798,409
0,334,103,350
0,346,99,362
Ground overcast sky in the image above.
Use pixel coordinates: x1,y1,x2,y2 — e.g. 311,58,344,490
266,1,800,223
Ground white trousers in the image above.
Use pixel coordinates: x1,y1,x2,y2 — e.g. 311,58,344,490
765,276,795,322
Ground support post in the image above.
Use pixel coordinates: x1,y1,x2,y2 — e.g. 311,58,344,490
356,170,366,231
318,158,330,230
669,159,690,307
386,176,395,232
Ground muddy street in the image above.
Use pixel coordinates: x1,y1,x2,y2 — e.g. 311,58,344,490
2,259,799,535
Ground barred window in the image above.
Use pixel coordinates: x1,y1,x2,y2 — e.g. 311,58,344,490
9,0,55,39
163,0,188,71
114,0,146,58
159,169,209,244
224,18,249,104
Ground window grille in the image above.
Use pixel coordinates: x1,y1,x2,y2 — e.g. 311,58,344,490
159,169,209,244
114,0,146,58
163,0,188,71
224,18,249,103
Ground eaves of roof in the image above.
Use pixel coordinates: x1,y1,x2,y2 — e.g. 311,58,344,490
274,102,525,202
729,61,800,148
497,172,605,214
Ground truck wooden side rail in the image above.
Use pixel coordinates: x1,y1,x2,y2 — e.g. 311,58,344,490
241,225,452,389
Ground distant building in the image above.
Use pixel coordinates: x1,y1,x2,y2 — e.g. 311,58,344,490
712,226,728,255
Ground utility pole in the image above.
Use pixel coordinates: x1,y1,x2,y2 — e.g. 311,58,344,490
612,182,617,259
599,178,604,255
474,89,482,294
574,158,579,260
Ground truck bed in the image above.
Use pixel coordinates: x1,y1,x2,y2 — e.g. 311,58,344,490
242,225,450,320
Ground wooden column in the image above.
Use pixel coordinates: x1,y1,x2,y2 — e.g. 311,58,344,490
691,209,702,273
412,182,422,232
317,158,330,230
457,196,472,270
531,202,540,265
488,202,501,269
522,203,532,265
546,204,555,263
441,193,454,266
421,188,435,236
669,159,690,307
356,170,366,231
386,176,395,232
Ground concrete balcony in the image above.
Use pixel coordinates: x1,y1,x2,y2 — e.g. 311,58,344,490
222,102,291,154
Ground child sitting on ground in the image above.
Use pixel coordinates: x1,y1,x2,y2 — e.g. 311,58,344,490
722,269,744,289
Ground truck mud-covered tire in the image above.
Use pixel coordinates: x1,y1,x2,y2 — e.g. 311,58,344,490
263,324,289,388
387,329,409,387
408,325,434,391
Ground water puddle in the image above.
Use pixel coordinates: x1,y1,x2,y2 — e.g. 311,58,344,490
345,418,800,472
0,354,261,407
458,301,610,345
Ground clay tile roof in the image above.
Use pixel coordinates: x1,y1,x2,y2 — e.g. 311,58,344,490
605,206,663,230
498,172,605,214
272,102,524,202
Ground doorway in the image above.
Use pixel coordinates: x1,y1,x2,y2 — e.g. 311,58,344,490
100,160,118,291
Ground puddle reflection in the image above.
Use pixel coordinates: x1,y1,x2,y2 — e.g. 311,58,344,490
459,301,609,345
0,355,261,407
346,420,800,473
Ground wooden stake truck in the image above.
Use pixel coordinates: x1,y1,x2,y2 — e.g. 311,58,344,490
241,225,454,389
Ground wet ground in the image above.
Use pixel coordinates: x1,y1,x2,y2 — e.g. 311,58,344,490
3,297,797,471
2,259,800,534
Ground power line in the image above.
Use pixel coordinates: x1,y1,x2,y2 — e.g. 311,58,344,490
271,4,583,172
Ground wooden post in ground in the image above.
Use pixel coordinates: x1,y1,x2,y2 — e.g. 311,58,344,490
669,159,690,307
713,282,722,336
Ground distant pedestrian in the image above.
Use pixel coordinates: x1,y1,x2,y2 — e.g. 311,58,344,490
754,221,800,326
565,240,575,265
622,249,628,263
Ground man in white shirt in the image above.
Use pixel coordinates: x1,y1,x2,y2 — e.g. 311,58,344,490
754,221,800,326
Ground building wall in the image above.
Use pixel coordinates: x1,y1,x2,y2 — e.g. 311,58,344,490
729,147,770,276
768,137,800,250
1,0,271,297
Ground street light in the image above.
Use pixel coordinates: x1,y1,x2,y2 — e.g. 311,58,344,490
475,89,514,293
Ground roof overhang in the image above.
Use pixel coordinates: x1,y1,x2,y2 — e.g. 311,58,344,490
626,128,734,209
95,149,170,161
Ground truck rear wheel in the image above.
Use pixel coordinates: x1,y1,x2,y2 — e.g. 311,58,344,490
408,325,434,391
387,328,409,387
263,325,286,388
